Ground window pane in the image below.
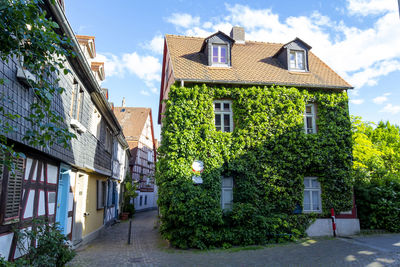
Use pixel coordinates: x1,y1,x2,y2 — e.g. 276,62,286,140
312,191,320,210
215,114,221,126
213,47,218,62
311,179,319,188
304,178,310,188
303,191,311,210
216,126,221,131
306,105,312,114
289,52,296,68
307,117,313,132
220,46,226,63
222,177,233,187
297,52,304,69
223,103,230,110
214,102,221,111
224,114,230,126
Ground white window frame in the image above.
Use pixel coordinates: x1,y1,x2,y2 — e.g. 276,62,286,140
221,176,233,211
213,100,233,133
212,44,228,66
289,50,305,71
304,103,317,134
303,177,322,213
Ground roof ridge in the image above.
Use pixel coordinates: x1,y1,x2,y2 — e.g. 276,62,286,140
165,34,284,45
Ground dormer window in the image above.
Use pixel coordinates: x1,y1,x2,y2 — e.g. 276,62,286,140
289,50,305,71
212,44,227,65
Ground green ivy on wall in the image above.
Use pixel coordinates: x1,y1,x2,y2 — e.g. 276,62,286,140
156,84,353,249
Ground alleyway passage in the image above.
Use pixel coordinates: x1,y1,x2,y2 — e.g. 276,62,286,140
69,210,400,267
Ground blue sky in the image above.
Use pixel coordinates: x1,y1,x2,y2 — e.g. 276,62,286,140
65,0,400,139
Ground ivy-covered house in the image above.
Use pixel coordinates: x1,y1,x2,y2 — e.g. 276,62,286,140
157,26,359,249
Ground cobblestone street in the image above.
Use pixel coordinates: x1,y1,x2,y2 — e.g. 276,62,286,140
69,210,400,267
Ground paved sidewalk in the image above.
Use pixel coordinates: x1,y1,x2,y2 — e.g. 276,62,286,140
68,210,400,267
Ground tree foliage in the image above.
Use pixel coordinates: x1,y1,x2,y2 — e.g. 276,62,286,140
0,0,75,164
352,118,400,231
156,84,353,249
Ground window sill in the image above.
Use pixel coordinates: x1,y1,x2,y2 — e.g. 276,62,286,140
208,65,231,69
16,67,37,87
288,70,310,74
70,119,87,133
303,210,322,214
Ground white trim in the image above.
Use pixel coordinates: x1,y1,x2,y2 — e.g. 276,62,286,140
304,103,317,134
221,177,233,211
213,100,233,132
212,44,228,67
289,50,305,71
303,177,322,213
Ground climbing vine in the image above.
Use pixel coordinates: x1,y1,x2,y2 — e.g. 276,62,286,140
157,84,353,249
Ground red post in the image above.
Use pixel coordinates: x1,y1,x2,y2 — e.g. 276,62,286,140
331,208,337,237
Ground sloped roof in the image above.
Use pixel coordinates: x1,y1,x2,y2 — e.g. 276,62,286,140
165,34,352,89
113,107,150,141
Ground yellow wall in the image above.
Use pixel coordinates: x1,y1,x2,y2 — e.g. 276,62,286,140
80,173,106,238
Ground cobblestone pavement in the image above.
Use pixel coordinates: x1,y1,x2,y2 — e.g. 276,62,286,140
69,210,400,267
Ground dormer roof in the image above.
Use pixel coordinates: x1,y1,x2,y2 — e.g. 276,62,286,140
91,62,105,81
274,37,312,57
200,31,235,52
76,35,96,58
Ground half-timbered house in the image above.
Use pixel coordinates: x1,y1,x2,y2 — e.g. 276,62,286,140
0,0,129,261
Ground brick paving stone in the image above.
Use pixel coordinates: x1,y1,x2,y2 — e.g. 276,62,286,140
68,210,400,267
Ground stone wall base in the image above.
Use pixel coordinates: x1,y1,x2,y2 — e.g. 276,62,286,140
306,218,360,237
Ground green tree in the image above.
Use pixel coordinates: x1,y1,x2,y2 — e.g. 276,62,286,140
0,0,75,166
352,116,400,231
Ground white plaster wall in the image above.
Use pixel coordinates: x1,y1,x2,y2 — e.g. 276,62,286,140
306,218,360,237
134,191,157,211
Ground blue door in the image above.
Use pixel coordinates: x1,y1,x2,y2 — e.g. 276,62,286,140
56,167,70,235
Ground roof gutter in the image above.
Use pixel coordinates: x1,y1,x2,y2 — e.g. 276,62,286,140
46,0,125,135
176,78,353,90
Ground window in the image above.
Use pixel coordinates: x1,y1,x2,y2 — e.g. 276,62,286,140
144,196,147,205
214,100,233,132
212,44,227,65
91,108,102,139
304,104,316,134
221,177,233,211
139,196,143,206
289,50,305,70
71,81,84,121
0,155,24,224
97,180,107,209
303,177,321,213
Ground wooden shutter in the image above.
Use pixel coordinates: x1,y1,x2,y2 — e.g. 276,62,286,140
4,157,24,220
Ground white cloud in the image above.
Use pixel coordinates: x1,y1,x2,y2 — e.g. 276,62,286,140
122,52,161,82
166,13,200,29
350,99,364,104
373,93,391,104
140,90,150,96
165,3,400,92
94,52,161,91
380,103,400,114
143,35,164,55
346,0,397,16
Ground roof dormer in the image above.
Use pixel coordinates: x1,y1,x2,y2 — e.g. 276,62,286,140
76,35,96,59
274,37,312,72
201,31,235,67
91,62,105,82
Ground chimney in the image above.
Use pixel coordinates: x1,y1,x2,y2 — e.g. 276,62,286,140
122,97,126,108
230,26,245,44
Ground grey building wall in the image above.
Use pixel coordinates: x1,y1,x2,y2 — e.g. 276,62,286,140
0,55,112,174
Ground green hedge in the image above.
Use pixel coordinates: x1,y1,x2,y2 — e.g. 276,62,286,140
157,84,353,249
355,177,400,232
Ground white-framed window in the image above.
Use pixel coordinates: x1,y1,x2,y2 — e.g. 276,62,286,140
214,100,233,132
212,44,228,66
289,50,305,71
304,103,317,134
221,176,233,211
96,180,107,209
303,177,322,213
